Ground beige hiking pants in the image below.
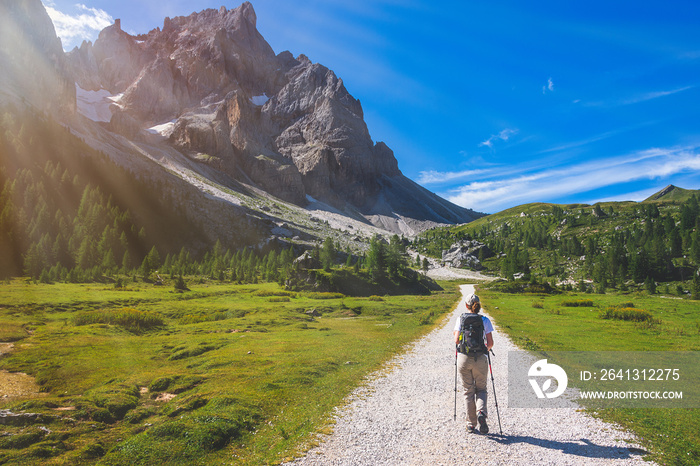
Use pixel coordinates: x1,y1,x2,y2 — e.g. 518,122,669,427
457,352,488,428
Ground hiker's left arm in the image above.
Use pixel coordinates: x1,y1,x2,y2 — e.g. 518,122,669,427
485,332,493,351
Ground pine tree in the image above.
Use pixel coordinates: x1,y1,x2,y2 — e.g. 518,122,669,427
174,274,189,292
320,237,336,272
101,249,117,272
366,235,386,280
386,235,406,279
146,246,161,272
645,276,656,294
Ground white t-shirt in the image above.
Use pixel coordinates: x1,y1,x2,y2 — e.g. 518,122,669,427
454,313,494,336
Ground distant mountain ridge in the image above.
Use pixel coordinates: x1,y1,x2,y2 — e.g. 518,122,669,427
645,184,700,202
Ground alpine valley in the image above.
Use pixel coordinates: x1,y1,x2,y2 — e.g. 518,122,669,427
1,2,700,465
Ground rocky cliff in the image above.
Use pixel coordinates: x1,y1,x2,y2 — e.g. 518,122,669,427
62,2,480,233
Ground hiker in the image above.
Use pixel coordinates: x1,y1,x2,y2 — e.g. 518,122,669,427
453,293,494,434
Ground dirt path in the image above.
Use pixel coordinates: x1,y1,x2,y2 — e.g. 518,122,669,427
284,284,651,465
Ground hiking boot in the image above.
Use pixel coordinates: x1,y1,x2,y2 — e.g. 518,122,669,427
477,413,489,434
466,426,479,434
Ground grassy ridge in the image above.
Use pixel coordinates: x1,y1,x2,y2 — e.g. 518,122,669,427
0,280,460,464
479,285,700,465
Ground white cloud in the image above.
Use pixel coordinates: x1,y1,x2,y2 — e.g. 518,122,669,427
43,2,113,50
442,145,700,212
543,77,554,94
479,128,518,149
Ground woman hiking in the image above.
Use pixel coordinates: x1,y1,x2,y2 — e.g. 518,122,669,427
453,293,494,434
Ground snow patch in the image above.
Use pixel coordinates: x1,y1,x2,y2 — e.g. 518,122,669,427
146,120,177,137
75,83,122,122
251,94,269,106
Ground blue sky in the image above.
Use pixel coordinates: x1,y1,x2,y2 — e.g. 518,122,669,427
43,0,700,213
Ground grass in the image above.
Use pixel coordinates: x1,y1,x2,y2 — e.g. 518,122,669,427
478,285,700,465
0,279,461,465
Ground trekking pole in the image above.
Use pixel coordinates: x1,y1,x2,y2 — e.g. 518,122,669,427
453,348,458,421
487,349,503,435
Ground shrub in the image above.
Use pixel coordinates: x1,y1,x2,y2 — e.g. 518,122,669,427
562,299,594,307
532,301,544,309
72,308,164,331
368,295,384,301
303,291,344,299
253,289,295,297
599,307,654,322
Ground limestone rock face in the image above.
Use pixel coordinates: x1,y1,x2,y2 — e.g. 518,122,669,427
62,1,481,231
0,0,75,113
442,240,493,270
120,56,190,121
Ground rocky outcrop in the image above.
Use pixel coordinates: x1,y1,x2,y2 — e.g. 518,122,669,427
0,409,47,426
442,240,493,270
0,0,75,113
294,251,321,270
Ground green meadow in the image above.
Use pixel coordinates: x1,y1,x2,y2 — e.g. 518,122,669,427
479,285,700,466
0,279,460,465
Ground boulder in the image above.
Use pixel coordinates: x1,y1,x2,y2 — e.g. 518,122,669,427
294,251,321,270
441,240,493,270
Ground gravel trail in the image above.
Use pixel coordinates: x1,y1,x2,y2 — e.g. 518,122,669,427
284,284,652,465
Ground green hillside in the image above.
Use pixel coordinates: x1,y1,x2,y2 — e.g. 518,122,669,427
414,194,700,296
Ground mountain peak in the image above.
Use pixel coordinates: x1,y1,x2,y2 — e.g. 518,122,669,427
646,184,699,202
26,1,480,235
238,1,257,27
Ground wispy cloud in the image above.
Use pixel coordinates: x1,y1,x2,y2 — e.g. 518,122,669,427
417,168,488,185
542,77,554,94
620,86,694,105
42,2,113,50
585,85,694,108
442,145,700,212
479,128,518,149
536,120,660,155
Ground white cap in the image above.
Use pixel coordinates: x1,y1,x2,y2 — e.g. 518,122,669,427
466,293,479,306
